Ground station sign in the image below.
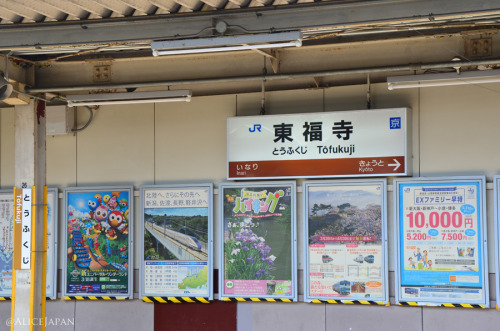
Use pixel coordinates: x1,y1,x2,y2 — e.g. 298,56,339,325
227,108,410,180
13,188,32,270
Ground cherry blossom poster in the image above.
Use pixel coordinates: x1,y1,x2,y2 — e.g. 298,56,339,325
303,180,388,303
219,182,297,301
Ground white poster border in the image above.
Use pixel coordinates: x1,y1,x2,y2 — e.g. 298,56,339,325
61,186,134,299
0,188,58,299
302,179,389,304
218,181,298,301
493,175,500,309
394,176,489,307
138,183,214,300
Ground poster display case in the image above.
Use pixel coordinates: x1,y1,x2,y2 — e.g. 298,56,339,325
394,177,488,307
62,186,133,299
219,182,297,301
139,184,213,302
493,176,500,309
303,180,388,304
0,188,58,300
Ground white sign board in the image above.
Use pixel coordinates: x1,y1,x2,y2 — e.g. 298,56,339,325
227,108,410,180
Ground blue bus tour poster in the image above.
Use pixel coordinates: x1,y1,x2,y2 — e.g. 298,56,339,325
394,177,488,307
63,187,133,299
219,182,297,301
140,184,213,300
303,180,388,303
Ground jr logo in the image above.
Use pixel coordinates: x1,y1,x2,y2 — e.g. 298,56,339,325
249,124,262,132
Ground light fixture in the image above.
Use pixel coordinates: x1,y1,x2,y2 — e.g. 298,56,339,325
65,90,192,107
151,31,302,56
387,69,500,90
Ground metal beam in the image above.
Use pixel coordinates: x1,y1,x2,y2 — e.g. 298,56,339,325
1,0,500,48
26,58,500,93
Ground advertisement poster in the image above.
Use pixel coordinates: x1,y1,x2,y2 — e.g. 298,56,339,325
227,108,409,179
219,182,297,301
304,180,388,303
140,185,213,299
0,191,13,298
63,187,133,299
395,177,488,306
0,189,58,299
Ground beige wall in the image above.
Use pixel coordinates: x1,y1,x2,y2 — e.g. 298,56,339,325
2,82,499,274
2,82,500,329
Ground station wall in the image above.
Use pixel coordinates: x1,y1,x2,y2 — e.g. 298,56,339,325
1,82,500,330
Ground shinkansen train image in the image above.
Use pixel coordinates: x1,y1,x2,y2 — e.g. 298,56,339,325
322,255,333,263
353,254,375,263
149,222,202,251
332,280,351,295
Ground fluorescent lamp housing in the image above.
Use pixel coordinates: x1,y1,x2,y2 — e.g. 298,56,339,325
387,69,500,90
66,90,192,107
151,31,302,56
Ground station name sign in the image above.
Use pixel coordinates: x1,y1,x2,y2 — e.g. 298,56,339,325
227,108,410,179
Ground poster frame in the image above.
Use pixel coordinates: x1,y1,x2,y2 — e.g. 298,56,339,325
0,188,58,300
139,183,214,300
493,175,500,309
218,181,297,301
62,186,134,300
46,187,58,300
394,176,488,307
0,189,14,299
302,179,389,303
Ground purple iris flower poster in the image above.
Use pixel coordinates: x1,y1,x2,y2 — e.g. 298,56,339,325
219,182,297,301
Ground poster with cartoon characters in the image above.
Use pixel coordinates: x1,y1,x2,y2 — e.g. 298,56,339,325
394,177,488,307
0,188,58,299
63,187,133,299
139,184,213,300
303,180,388,304
219,182,297,301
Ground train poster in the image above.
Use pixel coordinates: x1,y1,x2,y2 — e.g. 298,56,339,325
0,188,58,299
303,180,388,303
139,184,213,300
219,182,297,301
62,186,133,299
394,177,489,307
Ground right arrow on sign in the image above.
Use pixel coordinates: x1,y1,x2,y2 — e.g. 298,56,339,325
389,159,401,171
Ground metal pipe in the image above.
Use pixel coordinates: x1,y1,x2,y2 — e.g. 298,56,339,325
25,58,500,93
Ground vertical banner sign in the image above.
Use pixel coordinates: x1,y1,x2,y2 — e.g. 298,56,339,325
219,182,297,301
0,191,14,297
63,187,133,299
227,108,410,180
304,180,388,304
140,184,213,301
395,177,488,307
0,189,58,299
21,189,32,270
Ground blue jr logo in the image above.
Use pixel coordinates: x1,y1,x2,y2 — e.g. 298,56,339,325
249,124,262,132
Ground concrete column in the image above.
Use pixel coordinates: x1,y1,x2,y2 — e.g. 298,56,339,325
12,101,46,330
